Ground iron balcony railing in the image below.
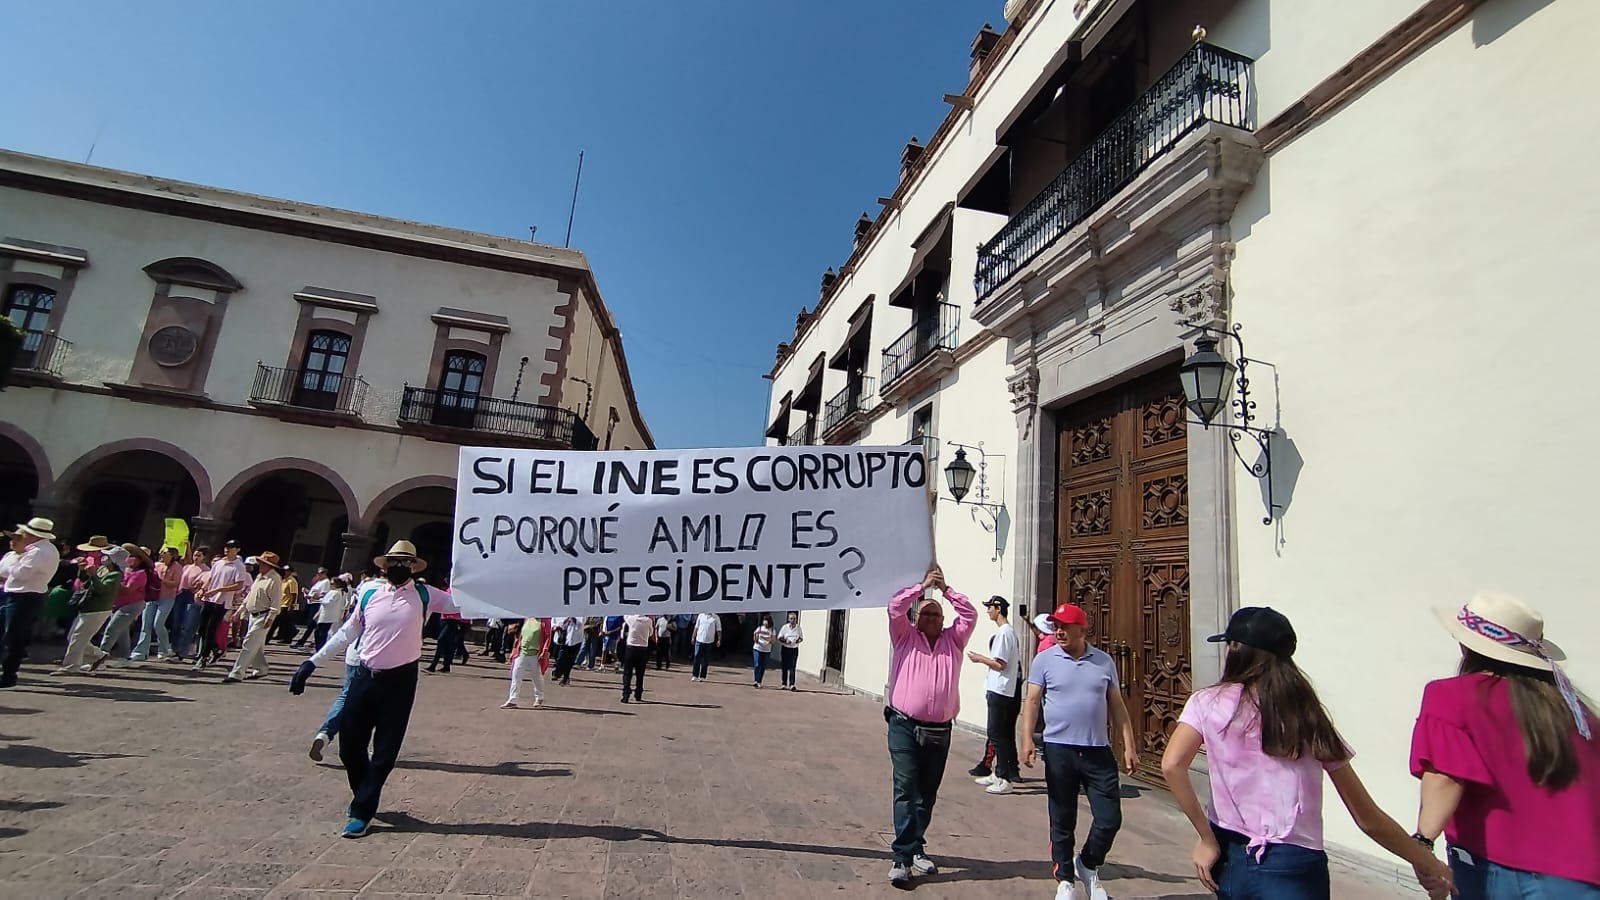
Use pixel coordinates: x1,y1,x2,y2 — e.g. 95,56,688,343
786,416,817,447
15,331,70,377
399,386,598,450
975,42,1254,300
823,375,876,432
881,302,959,389
251,363,368,416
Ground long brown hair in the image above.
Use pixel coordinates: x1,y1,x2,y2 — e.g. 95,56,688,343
1459,649,1596,790
1220,645,1350,763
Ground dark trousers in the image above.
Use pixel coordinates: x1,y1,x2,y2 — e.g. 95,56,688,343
430,621,462,671
292,606,319,646
886,710,951,864
270,611,299,643
985,691,1021,782
339,662,419,822
779,645,798,686
1043,743,1123,875
673,628,692,660
654,637,671,670
553,641,579,683
168,591,194,651
196,602,227,660
312,622,332,651
1,592,44,682
620,645,647,700
1212,824,1330,899
692,641,714,678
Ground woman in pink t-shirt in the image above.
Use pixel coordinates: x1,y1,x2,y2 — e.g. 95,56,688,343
1411,592,1599,898
1161,607,1452,899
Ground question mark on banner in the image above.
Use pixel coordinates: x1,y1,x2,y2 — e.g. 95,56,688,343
458,517,490,559
838,546,866,597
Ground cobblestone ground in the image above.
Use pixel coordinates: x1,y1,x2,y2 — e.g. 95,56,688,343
0,639,1411,898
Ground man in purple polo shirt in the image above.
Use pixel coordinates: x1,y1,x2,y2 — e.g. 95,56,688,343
883,564,976,888
1021,603,1138,900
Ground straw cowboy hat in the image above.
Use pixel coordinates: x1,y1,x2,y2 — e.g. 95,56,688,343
77,535,111,552
374,540,427,573
1433,590,1566,672
254,551,286,572
120,542,153,569
13,517,56,541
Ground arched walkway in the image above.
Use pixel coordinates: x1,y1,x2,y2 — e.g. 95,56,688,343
0,424,49,527
364,479,456,583
52,439,210,546
214,458,361,576
359,474,455,533
53,438,213,513
214,458,360,525
0,422,53,491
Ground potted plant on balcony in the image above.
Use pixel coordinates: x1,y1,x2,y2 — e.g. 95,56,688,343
0,318,23,390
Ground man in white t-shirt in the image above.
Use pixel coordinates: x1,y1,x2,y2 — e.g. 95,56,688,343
620,613,653,703
690,611,720,682
653,615,672,671
966,595,1022,795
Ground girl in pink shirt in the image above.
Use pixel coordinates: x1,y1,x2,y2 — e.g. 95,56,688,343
1411,592,1599,898
1161,607,1451,899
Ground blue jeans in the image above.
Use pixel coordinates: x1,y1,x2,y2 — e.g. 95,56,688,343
1211,824,1329,899
132,598,174,659
575,635,597,669
752,649,769,684
319,663,360,739
98,603,145,658
692,641,714,678
1449,846,1600,900
886,710,950,864
173,592,200,658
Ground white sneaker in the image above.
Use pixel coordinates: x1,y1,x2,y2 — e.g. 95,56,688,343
309,733,328,762
974,773,999,786
888,862,911,886
1076,856,1108,900
910,855,937,876
985,779,1013,795
1054,880,1074,900
533,697,544,708
106,658,130,669
501,701,517,709
48,666,74,677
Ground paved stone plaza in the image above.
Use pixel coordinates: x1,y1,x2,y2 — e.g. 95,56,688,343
0,640,1409,898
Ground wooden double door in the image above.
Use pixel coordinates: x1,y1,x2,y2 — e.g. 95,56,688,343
1055,370,1192,780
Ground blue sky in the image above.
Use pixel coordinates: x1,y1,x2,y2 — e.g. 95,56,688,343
0,1,993,449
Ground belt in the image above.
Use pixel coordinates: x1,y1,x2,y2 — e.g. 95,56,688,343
357,660,419,679
888,707,952,729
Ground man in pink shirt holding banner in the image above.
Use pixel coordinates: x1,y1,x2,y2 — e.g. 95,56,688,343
883,563,976,888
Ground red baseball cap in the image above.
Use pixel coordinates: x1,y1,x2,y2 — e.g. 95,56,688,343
1047,603,1088,627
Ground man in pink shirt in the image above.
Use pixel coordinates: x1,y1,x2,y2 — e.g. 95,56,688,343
290,541,458,839
883,564,976,888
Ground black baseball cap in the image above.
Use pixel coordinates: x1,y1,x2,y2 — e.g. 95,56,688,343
1208,607,1297,658
982,595,1009,615
223,539,241,549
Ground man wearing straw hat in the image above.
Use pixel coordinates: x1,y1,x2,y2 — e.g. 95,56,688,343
221,551,286,683
1,518,60,687
290,540,459,838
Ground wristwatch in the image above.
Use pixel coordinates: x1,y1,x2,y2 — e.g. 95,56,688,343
1410,832,1435,851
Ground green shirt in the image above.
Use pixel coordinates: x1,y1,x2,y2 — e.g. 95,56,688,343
519,619,542,655
80,566,122,613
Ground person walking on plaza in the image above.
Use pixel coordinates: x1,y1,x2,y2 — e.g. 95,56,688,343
311,573,352,651
673,613,693,661
968,595,1021,796
1410,592,1599,898
551,615,583,685
502,618,548,709
1020,603,1137,900
884,564,976,888
307,586,364,764
1,518,61,687
269,566,302,644
132,546,181,662
427,607,467,673
290,541,457,838
172,547,209,661
1160,607,1454,900
777,611,803,691
653,614,672,670
222,551,285,683
92,544,151,670
53,547,125,675
620,612,652,703
292,567,329,649
601,614,625,671
751,613,775,688
690,610,720,682
194,540,248,669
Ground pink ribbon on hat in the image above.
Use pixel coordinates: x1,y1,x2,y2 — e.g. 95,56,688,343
1458,607,1592,740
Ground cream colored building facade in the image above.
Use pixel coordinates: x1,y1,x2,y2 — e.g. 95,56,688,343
1,150,652,576
763,0,1596,876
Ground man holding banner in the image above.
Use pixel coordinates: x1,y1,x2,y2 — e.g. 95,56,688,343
883,564,976,888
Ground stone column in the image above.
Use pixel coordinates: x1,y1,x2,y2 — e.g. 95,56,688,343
339,533,375,577
1006,365,1044,613
187,516,229,554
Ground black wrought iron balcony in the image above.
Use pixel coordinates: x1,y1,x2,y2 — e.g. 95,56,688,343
250,364,368,416
786,416,817,447
881,302,959,391
399,386,598,450
823,376,876,434
975,42,1254,301
14,331,70,378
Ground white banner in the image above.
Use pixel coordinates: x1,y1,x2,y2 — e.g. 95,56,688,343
449,446,934,619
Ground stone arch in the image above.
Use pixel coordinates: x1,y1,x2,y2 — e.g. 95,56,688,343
213,457,360,525
359,473,456,533
53,437,214,514
0,422,54,493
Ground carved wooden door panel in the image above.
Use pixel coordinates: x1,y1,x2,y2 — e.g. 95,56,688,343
1056,372,1191,781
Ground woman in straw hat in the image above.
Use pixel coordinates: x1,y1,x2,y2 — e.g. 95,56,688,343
53,546,127,675
1411,592,1599,898
88,544,152,671
1161,607,1454,899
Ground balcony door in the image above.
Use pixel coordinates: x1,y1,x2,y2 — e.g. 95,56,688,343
433,350,486,429
4,284,54,367
293,330,352,410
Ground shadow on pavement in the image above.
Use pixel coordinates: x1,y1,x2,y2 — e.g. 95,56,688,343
47,683,194,703
633,700,720,710
0,827,25,840
0,800,64,812
538,706,634,717
393,760,573,778
0,705,43,716
0,744,138,768
1099,861,1191,884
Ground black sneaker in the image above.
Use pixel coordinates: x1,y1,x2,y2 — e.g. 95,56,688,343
968,763,992,778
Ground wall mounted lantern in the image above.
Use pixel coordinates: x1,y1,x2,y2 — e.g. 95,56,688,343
1178,324,1283,524
941,441,1006,560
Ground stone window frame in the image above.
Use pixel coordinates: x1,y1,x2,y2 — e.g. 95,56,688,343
425,308,509,398
0,237,90,338
287,287,379,380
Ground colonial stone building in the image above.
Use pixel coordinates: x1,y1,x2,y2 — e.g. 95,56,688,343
1,149,652,578
763,0,1594,875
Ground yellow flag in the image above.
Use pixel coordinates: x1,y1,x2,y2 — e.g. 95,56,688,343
163,518,190,558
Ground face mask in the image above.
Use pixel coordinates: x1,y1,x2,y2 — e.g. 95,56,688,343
385,564,412,585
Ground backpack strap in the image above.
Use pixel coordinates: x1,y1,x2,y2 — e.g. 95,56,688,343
353,583,428,654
